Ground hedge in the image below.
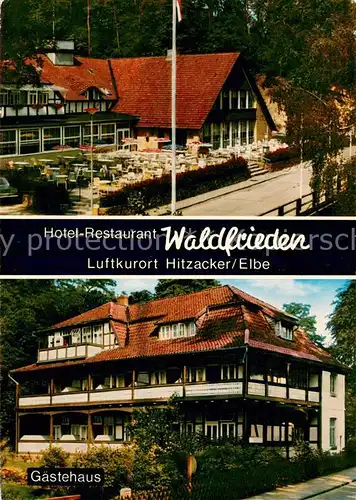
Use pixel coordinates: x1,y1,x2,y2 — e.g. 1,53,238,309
101,156,249,214
264,147,298,163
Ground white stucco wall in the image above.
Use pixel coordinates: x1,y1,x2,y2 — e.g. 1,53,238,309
321,371,345,452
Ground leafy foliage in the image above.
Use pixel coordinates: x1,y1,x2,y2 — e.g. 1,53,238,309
72,446,129,490
40,446,70,468
327,281,356,439
0,280,116,445
154,280,221,299
283,302,325,346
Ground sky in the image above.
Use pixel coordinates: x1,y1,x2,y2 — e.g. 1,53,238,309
113,278,350,345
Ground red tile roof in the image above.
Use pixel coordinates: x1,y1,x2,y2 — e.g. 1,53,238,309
110,53,240,129
38,56,117,101
12,285,341,374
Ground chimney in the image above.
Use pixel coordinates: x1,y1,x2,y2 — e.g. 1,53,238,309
244,328,250,344
46,40,75,66
117,294,129,306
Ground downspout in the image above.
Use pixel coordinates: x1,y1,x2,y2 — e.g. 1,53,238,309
8,373,20,453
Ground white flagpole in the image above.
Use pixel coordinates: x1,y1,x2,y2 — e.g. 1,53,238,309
171,0,177,215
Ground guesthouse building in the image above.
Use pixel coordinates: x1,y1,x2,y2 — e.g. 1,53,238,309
11,285,345,457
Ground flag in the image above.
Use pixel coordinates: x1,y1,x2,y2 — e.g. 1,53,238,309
176,0,182,22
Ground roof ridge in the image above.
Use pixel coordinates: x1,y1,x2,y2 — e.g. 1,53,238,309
229,285,297,319
109,52,240,62
129,285,231,310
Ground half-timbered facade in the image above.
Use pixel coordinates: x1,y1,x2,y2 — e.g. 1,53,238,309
11,286,345,457
0,44,276,157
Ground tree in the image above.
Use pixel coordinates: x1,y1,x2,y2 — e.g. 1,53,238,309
283,302,325,346
0,279,116,445
327,281,356,439
127,289,154,304
154,279,221,299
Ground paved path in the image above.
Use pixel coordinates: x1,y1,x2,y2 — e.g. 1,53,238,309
149,164,312,216
313,481,356,498
248,466,356,499
182,164,312,216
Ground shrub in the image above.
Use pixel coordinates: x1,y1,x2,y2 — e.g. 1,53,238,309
72,445,129,491
40,445,70,468
264,147,298,163
0,467,27,484
101,156,249,214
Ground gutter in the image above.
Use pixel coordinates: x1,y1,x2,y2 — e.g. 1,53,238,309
8,372,19,386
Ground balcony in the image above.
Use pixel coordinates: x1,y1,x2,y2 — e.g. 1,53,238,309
185,381,243,398
37,343,103,363
247,381,320,403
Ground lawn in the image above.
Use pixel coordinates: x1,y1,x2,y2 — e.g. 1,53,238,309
2,484,50,500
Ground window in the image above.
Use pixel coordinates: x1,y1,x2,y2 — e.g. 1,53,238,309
83,124,99,145
159,322,196,340
267,367,286,385
240,121,247,145
100,123,115,144
221,364,237,381
86,87,101,100
205,422,218,440
221,422,235,439
71,424,88,441
70,328,81,344
290,367,308,389
151,370,166,385
20,128,40,155
239,90,247,109
0,129,17,156
43,127,61,151
330,418,336,448
203,123,211,144
188,367,206,383
103,416,114,437
222,122,229,148
93,325,103,345
8,91,22,105
136,372,150,386
82,326,92,343
330,373,337,396
0,91,8,105
212,123,220,149
53,425,62,440
231,90,238,109
249,364,264,381
231,122,239,146
247,91,255,108
28,91,48,105
250,424,263,442
221,90,229,110
186,422,194,435
275,321,294,340
267,424,286,442
248,120,254,143
64,125,81,148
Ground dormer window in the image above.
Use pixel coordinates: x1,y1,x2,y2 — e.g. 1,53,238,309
275,321,294,341
159,322,196,340
85,87,101,100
